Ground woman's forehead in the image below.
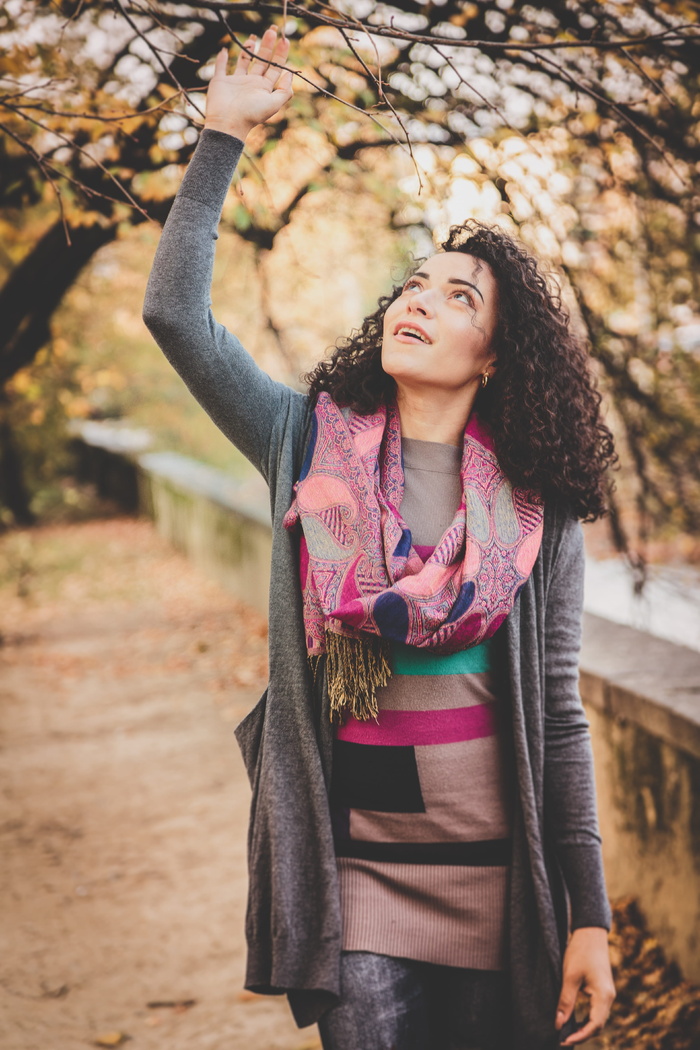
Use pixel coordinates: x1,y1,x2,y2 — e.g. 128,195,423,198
415,251,496,285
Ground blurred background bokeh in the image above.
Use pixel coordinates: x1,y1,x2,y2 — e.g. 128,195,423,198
1,2,699,1047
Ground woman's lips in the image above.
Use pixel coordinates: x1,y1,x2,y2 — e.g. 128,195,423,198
393,322,432,344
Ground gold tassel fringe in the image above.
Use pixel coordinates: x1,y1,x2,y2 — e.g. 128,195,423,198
317,631,392,723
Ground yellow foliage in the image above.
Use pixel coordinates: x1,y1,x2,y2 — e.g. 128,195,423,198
659,0,698,19
65,397,91,419
9,370,33,395
450,4,479,27
581,112,600,132
92,368,127,390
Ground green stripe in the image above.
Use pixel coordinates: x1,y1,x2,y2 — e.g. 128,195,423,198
390,638,492,676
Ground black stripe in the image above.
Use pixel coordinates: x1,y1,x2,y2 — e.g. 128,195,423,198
335,839,511,866
331,741,425,814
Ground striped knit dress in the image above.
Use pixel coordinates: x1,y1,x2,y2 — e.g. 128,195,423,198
331,437,513,970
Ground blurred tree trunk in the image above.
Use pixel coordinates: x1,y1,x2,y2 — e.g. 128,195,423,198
0,405,34,525
0,220,118,386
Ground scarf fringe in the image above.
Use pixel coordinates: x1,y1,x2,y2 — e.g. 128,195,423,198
313,631,392,723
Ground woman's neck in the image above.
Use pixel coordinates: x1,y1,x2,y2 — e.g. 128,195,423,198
395,386,479,446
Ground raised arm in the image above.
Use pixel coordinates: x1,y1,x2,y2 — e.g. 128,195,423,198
142,29,301,478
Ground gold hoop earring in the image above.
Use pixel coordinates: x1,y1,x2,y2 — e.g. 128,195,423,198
481,372,490,388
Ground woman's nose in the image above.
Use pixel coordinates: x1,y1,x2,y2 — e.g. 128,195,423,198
407,289,434,316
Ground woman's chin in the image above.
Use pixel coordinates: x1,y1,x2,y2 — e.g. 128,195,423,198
381,355,425,387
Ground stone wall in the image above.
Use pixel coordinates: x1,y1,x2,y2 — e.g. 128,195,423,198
137,451,272,619
581,615,700,981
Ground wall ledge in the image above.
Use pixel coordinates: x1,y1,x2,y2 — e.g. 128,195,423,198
581,613,700,760
138,451,271,529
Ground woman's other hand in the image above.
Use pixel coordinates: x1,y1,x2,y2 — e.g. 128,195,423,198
204,27,293,143
555,926,616,1045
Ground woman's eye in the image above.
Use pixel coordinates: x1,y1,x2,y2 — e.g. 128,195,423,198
403,279,421,292
453,290,474,306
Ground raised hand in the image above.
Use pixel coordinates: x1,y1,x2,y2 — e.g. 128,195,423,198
204,27,293,143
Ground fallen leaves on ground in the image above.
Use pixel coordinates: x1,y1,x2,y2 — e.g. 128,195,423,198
94,1033,130,1048
601,899,700,1049
236,989,265,1003
0,518,269,700
146,998,197,1011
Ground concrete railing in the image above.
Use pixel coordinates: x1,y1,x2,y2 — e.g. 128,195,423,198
137,451,272,619
580,617,700,981
71,422,700,982
70,422,272,617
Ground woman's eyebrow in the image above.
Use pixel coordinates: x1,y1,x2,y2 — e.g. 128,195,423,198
411,271,485,303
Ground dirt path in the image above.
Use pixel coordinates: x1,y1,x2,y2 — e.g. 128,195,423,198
0,518,320,1050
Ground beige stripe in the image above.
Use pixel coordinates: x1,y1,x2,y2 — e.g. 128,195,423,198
348,737,513,843
338,858,508,970
377,671,498,711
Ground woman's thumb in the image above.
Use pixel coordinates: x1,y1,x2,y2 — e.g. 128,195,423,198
555,976,579,1030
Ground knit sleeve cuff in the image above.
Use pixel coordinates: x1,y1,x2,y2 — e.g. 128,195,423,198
557,842,612,930
178,128,245,213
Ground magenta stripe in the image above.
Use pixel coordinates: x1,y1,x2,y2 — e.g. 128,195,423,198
336,704,497,746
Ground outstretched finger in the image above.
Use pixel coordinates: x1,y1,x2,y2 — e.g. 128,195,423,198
235,35,256,74
213,48,228,79
264,35,290,82
561,989,614,1046
254,26,279,72
561,1015,600,1046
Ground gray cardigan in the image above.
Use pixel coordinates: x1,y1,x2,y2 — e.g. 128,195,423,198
143,129,612,1050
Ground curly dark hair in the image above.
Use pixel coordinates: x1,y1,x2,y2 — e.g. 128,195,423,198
305,219,616,521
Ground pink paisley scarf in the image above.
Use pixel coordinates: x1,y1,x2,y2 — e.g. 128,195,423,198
283,393,544,720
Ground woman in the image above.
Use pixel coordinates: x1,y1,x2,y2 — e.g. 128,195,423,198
143,27,616,1050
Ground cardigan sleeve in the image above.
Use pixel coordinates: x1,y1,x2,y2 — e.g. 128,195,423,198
543,515,612,931
142,129,306,480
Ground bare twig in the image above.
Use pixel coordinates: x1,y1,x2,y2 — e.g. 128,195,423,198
336,26,421,191
218,16,411,154
255,245,299,372
616,46,677,109
113,0,206,121
127,0,201,58
2,92,185,126
3,104,150,219
532,48,687,182
0,121,72,243
430,43,517,137
143,1,700,53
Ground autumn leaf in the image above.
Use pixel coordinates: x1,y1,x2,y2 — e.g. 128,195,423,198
94,1033,130,1048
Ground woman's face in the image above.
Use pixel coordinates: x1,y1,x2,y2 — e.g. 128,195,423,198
381,251,499,399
